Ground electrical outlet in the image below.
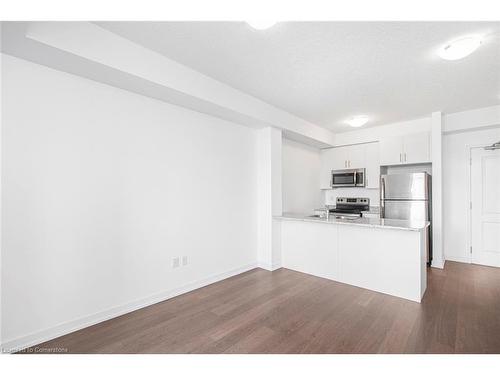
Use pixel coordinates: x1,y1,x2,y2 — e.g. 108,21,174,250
172,257,180,268
182,256,188,266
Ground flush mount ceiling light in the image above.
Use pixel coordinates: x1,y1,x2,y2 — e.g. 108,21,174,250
246,20,277,30
438,35,482,60
345,115,369,128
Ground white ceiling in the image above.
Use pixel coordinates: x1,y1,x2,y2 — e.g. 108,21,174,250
97,22,500,132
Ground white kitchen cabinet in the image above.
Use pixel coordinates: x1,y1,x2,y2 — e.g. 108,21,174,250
403,132,431,164
320,142,380,189
347,144,365,169
379,132,431,166
331,146,349,170
319,148,336,189
331,144,364,170
364,142,380,189
379,136,403,166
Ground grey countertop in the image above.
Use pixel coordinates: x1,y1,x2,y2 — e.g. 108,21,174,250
275,212,429,232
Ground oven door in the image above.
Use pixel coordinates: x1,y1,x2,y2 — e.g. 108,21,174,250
331,170,357,187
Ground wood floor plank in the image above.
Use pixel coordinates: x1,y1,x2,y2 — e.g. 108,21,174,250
20,261,500,354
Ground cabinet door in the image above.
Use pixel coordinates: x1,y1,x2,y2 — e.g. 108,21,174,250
364,142,380,189
347,144,365,169
332,146,350,170
379,136,403,166
319,148,336,189
403,132,430,164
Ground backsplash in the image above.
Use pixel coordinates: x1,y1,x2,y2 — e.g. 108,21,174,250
324,188,380,207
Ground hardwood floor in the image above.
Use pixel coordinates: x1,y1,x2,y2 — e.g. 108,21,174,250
23,261,500,353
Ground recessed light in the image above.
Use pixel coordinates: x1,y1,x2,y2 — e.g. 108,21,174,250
345,115,369,128
246,20,277,30
439,36,482,60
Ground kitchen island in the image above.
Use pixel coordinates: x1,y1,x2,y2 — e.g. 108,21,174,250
274,213,430,302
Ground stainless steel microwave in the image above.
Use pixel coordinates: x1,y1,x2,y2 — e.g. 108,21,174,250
331,168,366,188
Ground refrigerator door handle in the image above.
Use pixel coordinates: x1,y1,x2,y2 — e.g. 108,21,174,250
380,177,385,218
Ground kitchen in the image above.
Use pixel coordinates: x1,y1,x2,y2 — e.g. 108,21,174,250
278,135,432,302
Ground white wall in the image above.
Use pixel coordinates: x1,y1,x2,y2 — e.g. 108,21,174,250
443,126,500,263
256,127,282,271
282,138,321,214
444,105,500,133
3,22,335,147
334,117,431,146
1,55,258,347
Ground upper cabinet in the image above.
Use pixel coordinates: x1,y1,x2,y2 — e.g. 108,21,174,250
403,132,431,164
379,132,431,166
330,144,365,170
319,131,431,190
320,142,380,189
346,144,365,169
320,148,337,189
364,143,380,189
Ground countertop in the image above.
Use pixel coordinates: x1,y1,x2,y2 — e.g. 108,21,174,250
275,212,429,232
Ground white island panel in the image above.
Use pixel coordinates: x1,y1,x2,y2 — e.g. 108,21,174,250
338,225,426,302
281,220,339,281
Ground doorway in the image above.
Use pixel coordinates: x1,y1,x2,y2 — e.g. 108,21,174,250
470,144,500,267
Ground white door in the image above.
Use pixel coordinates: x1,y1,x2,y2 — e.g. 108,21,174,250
403,132,431,164
471,147,500,267
379,136,403,166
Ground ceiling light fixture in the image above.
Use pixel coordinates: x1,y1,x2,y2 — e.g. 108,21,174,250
246,20,277,30
345,115,369,128
438,35,482,60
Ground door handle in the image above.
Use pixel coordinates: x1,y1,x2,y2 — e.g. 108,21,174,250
380,178,385,217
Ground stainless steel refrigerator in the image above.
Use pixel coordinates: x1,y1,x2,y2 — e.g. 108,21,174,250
380,172,432,264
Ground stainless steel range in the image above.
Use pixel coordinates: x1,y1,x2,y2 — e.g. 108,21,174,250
330,197,370,219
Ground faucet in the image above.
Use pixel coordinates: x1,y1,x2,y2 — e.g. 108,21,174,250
325,205,330,220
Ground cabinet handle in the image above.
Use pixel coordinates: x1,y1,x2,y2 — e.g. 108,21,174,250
344,160,347,168
404,153,407,162
399,153,402,162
